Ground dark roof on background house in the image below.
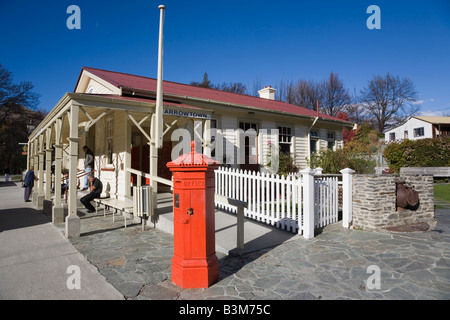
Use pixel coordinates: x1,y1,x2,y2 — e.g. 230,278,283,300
77,67,351,124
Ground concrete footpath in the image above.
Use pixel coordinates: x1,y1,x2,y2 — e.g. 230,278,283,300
0,181,124,300
1,180,450,300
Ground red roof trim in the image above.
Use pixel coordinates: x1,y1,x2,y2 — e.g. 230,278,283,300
77,93,203,110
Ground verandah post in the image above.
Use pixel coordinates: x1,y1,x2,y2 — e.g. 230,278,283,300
66,103,81,238
340,168,355,229
45,127,53,201
36,134,45,207
300,168,315,239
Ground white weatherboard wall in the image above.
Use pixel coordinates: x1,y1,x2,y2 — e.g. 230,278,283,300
260,121,277,168
385,118,433,142
86,79,114,95
74,110,129,200
222,115,237,166
294,124,309,169
100,111,128,200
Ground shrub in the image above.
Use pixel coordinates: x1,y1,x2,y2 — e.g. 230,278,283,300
384,137,450,173
308,149,375,174
278,152,299,176
345,124,380,155
267,151,299,176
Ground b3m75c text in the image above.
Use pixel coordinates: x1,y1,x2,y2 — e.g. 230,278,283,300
223,304,271,315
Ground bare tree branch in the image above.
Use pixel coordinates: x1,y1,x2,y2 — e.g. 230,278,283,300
359,73,419,133
0,64,40,127
320,72,352,117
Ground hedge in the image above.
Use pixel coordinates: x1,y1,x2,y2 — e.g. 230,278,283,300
383,137,450,173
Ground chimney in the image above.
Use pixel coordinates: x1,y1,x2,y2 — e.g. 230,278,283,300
258,86,276,100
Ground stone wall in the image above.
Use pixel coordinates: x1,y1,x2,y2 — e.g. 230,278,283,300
352,174,435,232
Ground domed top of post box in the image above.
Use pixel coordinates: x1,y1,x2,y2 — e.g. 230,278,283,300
167,141,221,169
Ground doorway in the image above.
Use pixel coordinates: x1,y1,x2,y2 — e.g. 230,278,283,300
239,122,259,172
131,132,173,192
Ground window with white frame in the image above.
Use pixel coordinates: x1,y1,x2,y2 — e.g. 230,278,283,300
278,126,292,155
327,131,336,150
239,122,258,132
310,130,319,155
413,127,424,137
389,132,396,141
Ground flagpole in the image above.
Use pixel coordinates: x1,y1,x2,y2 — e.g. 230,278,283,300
155,4,165,149
150,4,165,220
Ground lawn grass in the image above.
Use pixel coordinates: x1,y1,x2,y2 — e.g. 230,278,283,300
434,183,450,205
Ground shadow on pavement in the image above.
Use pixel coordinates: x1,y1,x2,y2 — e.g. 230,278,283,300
0,207,50,232
0,181,18,188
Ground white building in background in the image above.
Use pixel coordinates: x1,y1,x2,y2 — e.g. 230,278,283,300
384,116,450,142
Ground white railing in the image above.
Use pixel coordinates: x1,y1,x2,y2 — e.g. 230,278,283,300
215,167,302,234
215,167,354,239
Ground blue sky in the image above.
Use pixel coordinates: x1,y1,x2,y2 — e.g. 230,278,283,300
1,0,449,116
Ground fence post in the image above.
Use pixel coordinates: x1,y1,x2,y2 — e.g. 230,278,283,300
300,168,315,239
340,168,355,229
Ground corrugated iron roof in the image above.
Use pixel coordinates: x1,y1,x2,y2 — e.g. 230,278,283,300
79,67,351,124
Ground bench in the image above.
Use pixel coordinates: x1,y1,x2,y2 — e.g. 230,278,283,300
94,197,134,228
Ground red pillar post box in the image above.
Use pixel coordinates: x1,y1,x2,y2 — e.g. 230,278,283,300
166,141,221,289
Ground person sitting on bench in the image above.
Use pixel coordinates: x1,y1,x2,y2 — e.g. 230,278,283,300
80,173,103,213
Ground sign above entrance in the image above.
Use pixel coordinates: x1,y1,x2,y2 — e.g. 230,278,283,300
164,108,211,120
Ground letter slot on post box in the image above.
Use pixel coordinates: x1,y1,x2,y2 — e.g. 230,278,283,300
166,141,221,289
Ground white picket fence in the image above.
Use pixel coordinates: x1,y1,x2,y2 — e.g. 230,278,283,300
215,167,303,233
214,167,345,237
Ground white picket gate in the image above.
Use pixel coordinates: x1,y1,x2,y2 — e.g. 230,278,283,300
215,167,344,236
314,175,340,228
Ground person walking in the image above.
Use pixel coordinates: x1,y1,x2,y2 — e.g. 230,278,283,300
80,173,103,213
23,166,38,202
4,167,11,182
82,145,95,191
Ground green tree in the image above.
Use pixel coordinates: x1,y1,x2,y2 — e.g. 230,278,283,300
191,72,248,94
190,72,213,89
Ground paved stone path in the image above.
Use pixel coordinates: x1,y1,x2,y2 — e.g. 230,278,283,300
59,206,450,300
